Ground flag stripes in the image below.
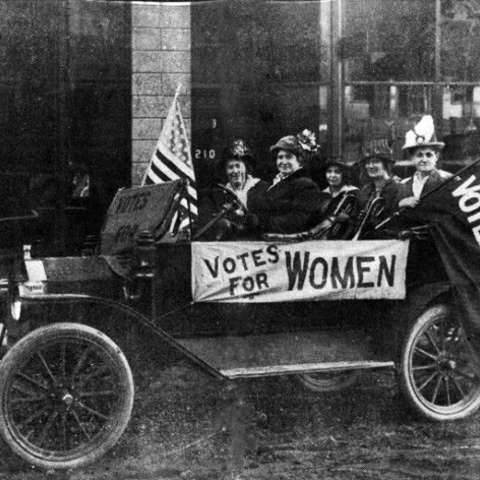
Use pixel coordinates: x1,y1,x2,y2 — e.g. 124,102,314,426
142,92,197,234
145,149,198,217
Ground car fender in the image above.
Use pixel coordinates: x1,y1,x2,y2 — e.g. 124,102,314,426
6,293,224,379
390,281,452,357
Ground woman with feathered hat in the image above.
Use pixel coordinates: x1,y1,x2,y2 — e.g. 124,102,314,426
218,139,269,208
247,134,330,234
397,115,452,210
207,139,269,240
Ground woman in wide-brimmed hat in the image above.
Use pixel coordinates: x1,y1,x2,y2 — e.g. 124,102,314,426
247,135,330,234
397,115,452,211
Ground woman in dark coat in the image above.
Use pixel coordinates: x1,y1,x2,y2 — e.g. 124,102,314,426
320,158,358,239
324,158,358,195
396,115,451,210
247,135,330,234
351,141,401,239
204,139,269,240
217,139,269,210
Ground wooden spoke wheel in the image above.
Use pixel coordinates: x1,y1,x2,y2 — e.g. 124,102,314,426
399,304,480,421
0,323,134,470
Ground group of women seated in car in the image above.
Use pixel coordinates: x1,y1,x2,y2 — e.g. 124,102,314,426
206,115,452,241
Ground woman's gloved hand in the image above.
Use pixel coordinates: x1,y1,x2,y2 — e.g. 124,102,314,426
213,218,234,240
398,196,419,209
335,211,350,223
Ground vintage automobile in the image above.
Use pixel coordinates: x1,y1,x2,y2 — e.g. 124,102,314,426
0,179,478,471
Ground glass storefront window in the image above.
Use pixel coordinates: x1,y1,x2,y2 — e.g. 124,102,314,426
0,1,131,253
341,0,480,166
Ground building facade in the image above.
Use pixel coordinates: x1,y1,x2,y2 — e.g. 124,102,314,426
2,0,480,251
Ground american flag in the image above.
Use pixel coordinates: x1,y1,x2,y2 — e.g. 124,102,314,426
142,92,197,234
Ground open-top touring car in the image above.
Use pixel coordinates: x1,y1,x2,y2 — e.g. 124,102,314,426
0,178,478,471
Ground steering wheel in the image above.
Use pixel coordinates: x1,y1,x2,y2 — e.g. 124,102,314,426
193,184,248,240
214,183,248,216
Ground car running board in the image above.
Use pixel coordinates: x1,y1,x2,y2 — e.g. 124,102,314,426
219,360,395,379
176,329,395,379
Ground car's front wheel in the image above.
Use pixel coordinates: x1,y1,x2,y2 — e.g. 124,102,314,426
399,303,480,421
0,323,134,470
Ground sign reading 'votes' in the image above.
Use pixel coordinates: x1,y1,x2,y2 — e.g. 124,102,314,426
101,181,181,255
192,240,409,302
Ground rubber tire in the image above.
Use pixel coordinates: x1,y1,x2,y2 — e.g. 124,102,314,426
296,371,361,392
0,323,134,470
399,303,480,421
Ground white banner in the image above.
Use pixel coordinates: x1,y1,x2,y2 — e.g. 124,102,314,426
192,240,409,303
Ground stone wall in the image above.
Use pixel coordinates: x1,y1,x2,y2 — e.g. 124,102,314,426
131,3,191,186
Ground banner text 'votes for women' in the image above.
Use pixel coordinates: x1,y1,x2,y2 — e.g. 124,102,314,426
192,240,409,303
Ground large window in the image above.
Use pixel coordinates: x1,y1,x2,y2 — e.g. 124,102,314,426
342,0,480,164
0,1,131,253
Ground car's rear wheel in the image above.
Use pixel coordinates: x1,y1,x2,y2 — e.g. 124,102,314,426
297,370,361,392
0,323,134,470
399,303,480,421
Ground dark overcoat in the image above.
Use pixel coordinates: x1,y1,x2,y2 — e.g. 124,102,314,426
396,168,451,203
248,169,329,234
352,177,402,238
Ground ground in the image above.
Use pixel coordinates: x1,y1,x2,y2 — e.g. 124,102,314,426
1,361,480,480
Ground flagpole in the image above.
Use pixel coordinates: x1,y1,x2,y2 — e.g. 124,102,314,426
374,156,480,232
418,155,480,200
174,83,182,100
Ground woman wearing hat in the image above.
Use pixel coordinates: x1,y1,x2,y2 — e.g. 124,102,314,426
218,139,268,209
323,158,358,199
319,158,359,238
351,140,401,239
205,139,268,240
397,115,452,210
247,135,330,234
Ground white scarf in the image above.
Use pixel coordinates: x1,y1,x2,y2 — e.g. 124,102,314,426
322,184,358,198
226,175,260,206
